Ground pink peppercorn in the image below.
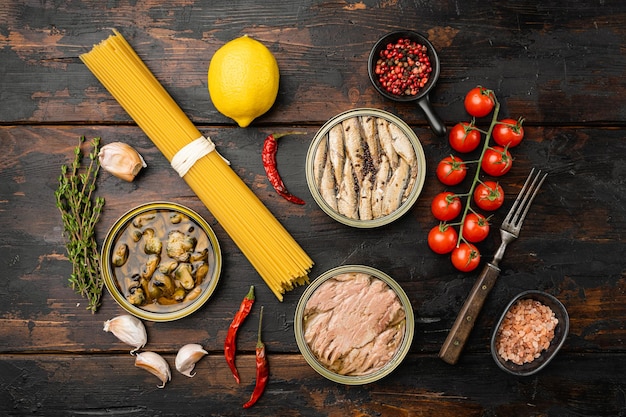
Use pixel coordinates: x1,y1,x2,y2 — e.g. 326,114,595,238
374,38,432,97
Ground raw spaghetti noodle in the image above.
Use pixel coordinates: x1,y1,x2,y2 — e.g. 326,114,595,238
80,30,312,300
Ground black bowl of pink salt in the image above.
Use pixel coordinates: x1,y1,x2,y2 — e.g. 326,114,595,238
491,290,569,376
368,30,446,137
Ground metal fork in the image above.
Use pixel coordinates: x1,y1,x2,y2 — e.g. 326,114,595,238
439,168,548,365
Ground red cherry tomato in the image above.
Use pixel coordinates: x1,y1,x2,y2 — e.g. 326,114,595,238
462,213,490,243
451,242,481,272
464,86,495,118
431,192,462,221
436,155,467,186
428,223,459,254
473,181,505,211
448,122,481,153
493,118,524,148
481,146,512,177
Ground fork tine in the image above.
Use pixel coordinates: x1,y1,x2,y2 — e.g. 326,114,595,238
504,168,548,230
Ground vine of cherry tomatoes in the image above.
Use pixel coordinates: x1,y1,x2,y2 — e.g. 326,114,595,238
427,86,526,272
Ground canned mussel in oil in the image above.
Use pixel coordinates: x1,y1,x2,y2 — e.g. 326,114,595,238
294,265,414,385
101,202,222,322
306,108,426,228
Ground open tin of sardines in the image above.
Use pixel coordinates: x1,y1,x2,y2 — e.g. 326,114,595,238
101,202,222,322
294,265,414,385
305,108,426,228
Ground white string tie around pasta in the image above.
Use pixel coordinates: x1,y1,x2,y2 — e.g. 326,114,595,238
171,136,230,177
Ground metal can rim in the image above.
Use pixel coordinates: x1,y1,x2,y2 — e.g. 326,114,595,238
294,265,415,385
305,108,427,228
100,201,222,322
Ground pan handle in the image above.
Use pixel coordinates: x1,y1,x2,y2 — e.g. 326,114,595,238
417,96,447,137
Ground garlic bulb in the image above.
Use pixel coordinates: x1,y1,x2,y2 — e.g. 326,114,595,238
175,343,208,377
135,351,171,388
103,315,147,354
98,142,147,182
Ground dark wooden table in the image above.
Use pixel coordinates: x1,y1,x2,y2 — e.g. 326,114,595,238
2,1,625,416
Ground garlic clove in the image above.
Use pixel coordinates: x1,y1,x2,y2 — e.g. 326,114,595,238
98,142,147,182
135,351,171,388
175,343,208,377
103,314,147,354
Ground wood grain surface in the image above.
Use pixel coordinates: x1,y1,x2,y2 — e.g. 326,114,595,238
1,1,625,416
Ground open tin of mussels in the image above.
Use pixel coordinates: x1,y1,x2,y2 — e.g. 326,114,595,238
101,202,222,322
305,108,426,228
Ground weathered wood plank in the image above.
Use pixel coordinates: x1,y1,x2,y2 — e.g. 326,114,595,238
0,353,624,416
1,0,624,126
1,125,624,357
2,1,626,414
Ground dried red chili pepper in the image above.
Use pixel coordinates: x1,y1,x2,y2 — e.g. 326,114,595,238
224,285,255,384
243,306,268,409
262,132,306,205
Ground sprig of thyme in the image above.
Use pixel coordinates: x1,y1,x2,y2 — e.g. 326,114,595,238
55,136,106,313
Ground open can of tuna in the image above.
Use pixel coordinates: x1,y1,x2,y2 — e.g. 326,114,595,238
305,108,426,228
294,265,414,384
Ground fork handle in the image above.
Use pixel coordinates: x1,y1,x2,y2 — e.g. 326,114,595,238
438,262,501,365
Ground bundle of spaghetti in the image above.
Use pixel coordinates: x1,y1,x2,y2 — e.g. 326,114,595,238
80,30,312,301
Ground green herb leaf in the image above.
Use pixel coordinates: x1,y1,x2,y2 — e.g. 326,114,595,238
56,137,106,313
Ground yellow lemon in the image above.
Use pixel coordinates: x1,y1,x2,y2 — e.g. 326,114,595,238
208,35,279,128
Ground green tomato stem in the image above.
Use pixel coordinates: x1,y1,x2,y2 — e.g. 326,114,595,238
456,99,501,246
